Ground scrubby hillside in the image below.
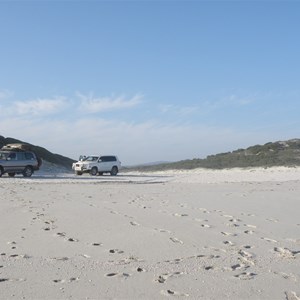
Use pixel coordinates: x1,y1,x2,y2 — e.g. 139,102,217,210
126,139,300,171
0,135,75,169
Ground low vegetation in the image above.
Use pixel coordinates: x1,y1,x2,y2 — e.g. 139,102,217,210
2,135,300,171
124,139,300,171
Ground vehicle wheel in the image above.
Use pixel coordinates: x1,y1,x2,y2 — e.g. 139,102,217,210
23,166,33,177
8,173,16,177
90,167,98,176
75,171,83,175
110,166,118,176
0,167,3,177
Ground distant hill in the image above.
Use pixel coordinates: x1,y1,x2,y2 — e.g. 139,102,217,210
125,139,300,171
0,135,75,169
2,136,300,171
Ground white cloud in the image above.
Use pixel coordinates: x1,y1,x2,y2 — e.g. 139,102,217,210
159,104,199,115
76,92,143,113
0,89,14,100
14,97,68,116
159,93,253,117
0,91,294,165
0,112,280,165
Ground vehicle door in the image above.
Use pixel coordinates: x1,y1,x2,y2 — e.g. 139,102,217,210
97,156,110,172
22,152,37,168
5,152,19,172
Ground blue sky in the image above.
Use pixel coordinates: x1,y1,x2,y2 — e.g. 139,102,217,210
0,1,299,165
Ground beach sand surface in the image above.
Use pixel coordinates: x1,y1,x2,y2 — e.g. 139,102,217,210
0,167,300,299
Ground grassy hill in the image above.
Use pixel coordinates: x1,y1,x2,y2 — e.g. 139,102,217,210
125,139,300,171
0,135,75,169
2,135,300,171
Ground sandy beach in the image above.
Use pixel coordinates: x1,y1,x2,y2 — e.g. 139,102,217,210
1,167,300,299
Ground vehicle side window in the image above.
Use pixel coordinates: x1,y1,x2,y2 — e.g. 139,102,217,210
0,152,8,159
25,152,34,160
17,152,26,160
8,153,17,160
100,156,116,162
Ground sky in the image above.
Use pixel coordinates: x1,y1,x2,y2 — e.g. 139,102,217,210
0,0,300,165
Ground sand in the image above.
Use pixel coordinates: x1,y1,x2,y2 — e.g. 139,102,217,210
0,167,300,299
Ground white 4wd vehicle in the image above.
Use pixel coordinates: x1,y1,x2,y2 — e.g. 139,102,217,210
72,155,121,176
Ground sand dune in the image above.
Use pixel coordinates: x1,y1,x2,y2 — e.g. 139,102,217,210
0,167,299,299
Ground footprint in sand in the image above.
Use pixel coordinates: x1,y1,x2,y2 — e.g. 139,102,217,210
238,250,253,259
234,272,256,280
109,249,124,254
156,271,185,283
105,272,130,278
243,245,254,249
154,228,172,234
56,232,66,237
69,277,79,282
201,224,212,228
222,214,234,218
161,289,189,297
223,240,235,246
274,247,300,259
274,272,297,282
266,218,279,223
230,263,247,271
261,237,277,243
91,242,103,246
137,267,146,272
173,213,189,217
221,232,238,237
241,213,256,217
245,224,257,229
66,238,79,242
130,221,140,226
50,257,69,261
53,279,66,283
0,278,26,282
229,218,242,223
227,223,240,228
53,277,79,283
285,291,300,300
165,258,183,264
194,218,207,222
244,230,255,235
170,237,183,244
157,275,167,283
286,238,300,244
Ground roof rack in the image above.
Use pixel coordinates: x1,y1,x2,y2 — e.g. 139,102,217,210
1,143,32,152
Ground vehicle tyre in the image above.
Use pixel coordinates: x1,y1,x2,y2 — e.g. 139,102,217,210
75,171,83,175
0,167,3,177
110,166,118,176
23,166,33,177
90,167,98,176
8,173,16,177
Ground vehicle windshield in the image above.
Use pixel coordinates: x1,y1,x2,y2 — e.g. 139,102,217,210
0,151,9,160
85,156,99,162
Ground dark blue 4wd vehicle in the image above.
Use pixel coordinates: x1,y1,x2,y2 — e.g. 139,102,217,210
0,144,42,177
